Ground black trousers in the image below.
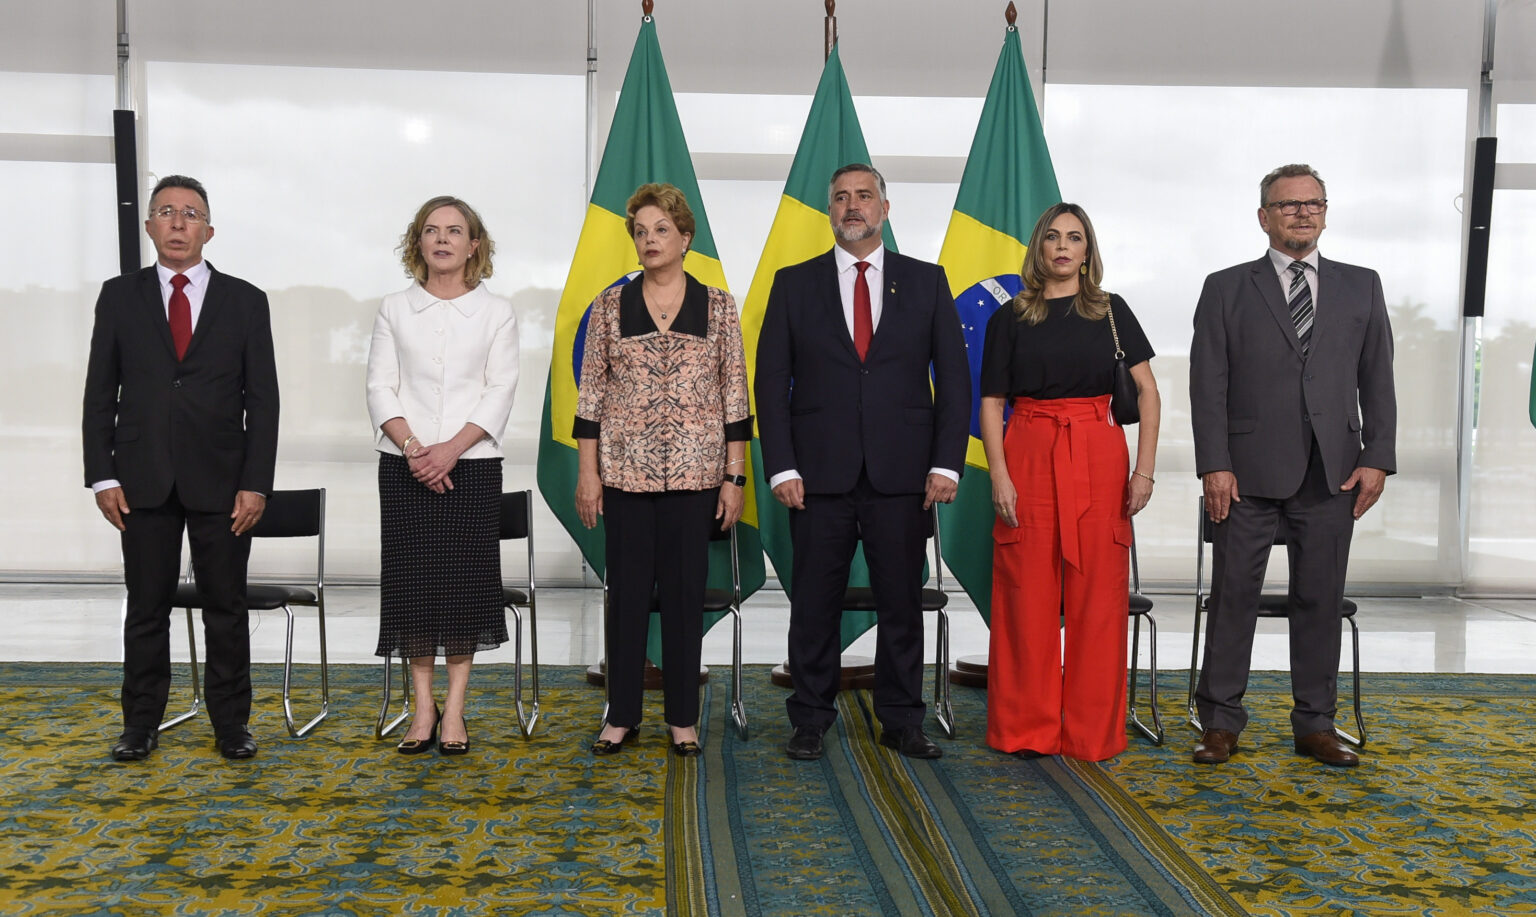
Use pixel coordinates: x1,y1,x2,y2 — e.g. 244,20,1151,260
603,486,717,728
786,471,927,731
1195,439,1356,738
120,487,253,734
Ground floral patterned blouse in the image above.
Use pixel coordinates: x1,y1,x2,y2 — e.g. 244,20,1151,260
573,274,752,493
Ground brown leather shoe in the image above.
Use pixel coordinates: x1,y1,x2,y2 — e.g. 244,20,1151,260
1294,730,1360,767
1192,728,1239,764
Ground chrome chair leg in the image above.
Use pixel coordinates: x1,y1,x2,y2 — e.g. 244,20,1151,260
1334,616,1366,748
511,602,542,739
282,603,330,738
1129,613,1164,745
729,601,748,740
159,606,204,732
375,653,412,739
934,607,954,739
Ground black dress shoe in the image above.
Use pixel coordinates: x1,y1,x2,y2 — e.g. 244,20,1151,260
440,713,470,757
879,726,943,759
591,726,639,756
397,704,440,755
785,726,825,761
111,730,158,761
216,730,258,760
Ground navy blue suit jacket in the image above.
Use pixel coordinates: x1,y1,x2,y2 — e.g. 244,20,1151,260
755,248,970,496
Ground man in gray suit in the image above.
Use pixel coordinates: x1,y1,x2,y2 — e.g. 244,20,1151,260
1189,163,1396,767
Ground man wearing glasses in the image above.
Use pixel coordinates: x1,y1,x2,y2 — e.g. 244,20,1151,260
83,175,280,762
1189,164,1396,767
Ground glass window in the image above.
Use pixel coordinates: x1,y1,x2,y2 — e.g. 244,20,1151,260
0,72,114,135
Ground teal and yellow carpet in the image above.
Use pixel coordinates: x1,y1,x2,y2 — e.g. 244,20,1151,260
3,664,1535,915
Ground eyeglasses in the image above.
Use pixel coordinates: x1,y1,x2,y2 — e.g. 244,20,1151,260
149,206,208,224
1265,199,1327,216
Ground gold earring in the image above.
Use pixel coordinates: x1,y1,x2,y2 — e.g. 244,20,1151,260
1079,262,1087,275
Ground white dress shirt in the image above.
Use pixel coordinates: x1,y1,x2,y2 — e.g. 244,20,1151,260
767,244,959,491
366,282,520,459
92,260,213,494
1268,247,1320,310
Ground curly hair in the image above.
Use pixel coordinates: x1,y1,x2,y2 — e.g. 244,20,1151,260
624,183,696,244
399,196,495,286
1011,202,1111,325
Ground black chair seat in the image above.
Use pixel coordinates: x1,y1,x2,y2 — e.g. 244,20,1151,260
840,587,948,612
504,586,529,606
1129,593,1154,616
1198,595,1358,618
172,582,316,611
702,589,734,613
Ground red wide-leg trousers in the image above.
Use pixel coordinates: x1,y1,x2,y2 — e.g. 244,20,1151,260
986,395,1132,761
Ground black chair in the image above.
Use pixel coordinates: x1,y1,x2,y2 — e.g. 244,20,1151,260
839,506,953,738
159,488,330,738
1187,498,1366,747
597,520,746,739
1127,519,1162,745
376,490,541,739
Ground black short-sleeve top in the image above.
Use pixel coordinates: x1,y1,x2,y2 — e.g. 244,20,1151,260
979,292,1154,400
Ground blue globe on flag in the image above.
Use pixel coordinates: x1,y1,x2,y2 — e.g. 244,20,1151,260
572,271,642,386
953,274,1024,439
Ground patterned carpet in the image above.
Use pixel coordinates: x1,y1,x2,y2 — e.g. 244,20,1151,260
4,665,1536,915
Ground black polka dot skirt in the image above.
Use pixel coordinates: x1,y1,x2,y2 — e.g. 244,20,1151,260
375,453,508,658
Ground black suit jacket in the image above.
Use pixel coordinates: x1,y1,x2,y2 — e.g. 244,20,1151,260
82,264,280,513
1190,254,1396,498
755,248,970,496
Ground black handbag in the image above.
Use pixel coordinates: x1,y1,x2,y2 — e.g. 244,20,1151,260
1107,305,1140,425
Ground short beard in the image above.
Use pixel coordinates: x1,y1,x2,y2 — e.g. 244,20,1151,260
834,220,880,245
1280,235,1314,253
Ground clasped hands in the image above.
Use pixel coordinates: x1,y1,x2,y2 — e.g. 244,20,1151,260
406,441,461,493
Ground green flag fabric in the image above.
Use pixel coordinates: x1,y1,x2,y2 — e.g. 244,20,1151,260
739,45,896,650
935,25,1061,623
536,17,766,659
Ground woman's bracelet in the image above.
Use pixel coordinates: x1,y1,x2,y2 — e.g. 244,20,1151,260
1132,471,1155,484
401,434,419,452
725,459,745,468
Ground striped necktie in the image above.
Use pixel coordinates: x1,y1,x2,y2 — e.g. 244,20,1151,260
1287,261,1313,356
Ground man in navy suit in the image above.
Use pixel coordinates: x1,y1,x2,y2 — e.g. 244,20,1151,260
83,175,280,762
756,163,970,760
1190,164,1396,767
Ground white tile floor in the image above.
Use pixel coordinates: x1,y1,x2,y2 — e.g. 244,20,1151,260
5,583,1536,675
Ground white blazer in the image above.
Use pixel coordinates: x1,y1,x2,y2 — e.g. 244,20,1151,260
366,282,520,459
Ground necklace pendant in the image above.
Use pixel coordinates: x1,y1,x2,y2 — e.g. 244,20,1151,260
660,311,668,320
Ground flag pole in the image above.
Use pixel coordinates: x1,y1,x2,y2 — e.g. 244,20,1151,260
825,0,837,60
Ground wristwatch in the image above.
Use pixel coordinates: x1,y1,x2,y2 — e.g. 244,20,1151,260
724,474,747,487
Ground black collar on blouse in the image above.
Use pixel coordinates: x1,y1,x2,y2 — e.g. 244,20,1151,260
618,272,709,338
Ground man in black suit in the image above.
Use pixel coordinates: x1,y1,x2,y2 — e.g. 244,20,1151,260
83,175,280,761
1189,163,1396,768
756,163,970,761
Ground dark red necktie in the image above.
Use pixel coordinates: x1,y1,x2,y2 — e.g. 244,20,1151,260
853,260,872,360
169,273,192,360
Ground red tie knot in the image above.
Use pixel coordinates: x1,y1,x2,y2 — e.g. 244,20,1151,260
855,261,870,276
171,273,191,290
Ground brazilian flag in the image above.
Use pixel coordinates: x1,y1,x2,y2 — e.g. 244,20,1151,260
935,23,1060,623
739,44,896,650
536,15,767,651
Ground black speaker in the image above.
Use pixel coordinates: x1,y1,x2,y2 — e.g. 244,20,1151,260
113,109,140,275
1463,136,1496,318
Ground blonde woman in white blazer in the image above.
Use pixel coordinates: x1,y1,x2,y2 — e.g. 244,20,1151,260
366,195,519,757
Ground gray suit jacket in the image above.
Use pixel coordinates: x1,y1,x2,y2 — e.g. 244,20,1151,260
1190,253,1396,499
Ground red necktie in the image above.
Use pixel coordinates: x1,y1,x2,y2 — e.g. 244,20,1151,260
853,260,872,361
169,273,192,360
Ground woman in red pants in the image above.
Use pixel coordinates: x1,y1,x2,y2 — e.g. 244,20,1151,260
978,203,1161,761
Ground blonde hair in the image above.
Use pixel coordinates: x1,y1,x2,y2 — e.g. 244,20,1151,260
1011,202,1111,324
399,196,495,286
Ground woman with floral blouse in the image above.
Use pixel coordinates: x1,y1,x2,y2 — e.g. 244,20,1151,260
574,183,751,758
